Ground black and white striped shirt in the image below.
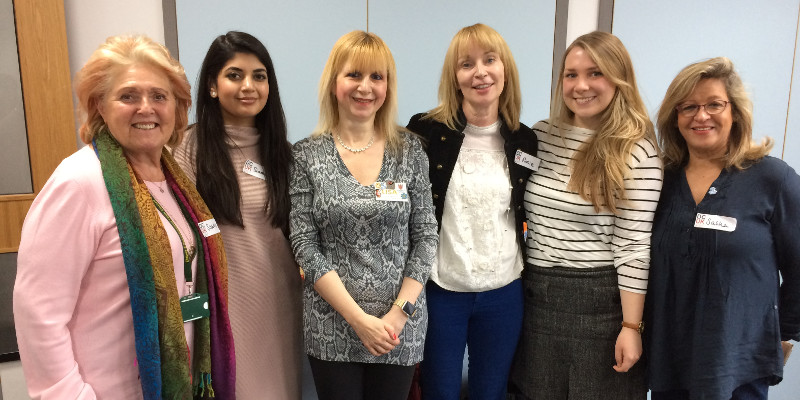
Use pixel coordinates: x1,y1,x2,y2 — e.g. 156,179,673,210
523,120,663,293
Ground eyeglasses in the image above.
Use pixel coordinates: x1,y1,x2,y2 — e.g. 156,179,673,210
675,100,729,117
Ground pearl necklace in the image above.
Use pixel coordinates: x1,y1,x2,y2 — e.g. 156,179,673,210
337,133,374,153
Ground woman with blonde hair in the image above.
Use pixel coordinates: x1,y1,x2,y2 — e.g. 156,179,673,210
406,23,537,399
14,35,234,399
289,30,437,400
512,31,662,399
645,57,800,400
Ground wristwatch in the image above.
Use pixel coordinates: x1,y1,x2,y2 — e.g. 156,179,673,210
621,320,644,334
393,298,416,318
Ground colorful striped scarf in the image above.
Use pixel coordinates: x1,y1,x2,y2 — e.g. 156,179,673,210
93,129,235,399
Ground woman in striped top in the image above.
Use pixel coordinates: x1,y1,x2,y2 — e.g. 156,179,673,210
511,31,662,399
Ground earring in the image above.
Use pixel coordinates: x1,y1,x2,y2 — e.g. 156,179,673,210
210,90,217,98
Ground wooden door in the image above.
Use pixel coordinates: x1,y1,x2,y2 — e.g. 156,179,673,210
0,0,76,253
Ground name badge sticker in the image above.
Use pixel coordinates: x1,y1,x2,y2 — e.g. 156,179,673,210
514,150,540,171
374,181,409,202
694,213,737,232
198,218,221,237
243,159,266,180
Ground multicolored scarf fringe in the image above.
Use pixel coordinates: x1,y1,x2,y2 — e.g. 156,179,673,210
93,129,235,399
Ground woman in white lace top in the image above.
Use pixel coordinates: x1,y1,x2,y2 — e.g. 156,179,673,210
406,23,537,400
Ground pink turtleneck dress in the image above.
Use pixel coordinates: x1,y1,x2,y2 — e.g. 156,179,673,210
173,125,303,399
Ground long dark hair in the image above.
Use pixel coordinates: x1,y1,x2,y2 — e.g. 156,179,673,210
194,31,291,232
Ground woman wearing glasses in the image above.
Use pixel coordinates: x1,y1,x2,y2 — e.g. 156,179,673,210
645,57,800,399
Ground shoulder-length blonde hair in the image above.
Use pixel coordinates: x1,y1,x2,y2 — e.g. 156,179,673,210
656,57,772,169
425,23,521,131
314,30,403,153
75,35,191,146
551,31,655,213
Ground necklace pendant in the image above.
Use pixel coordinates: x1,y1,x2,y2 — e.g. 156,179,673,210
188,245,196,261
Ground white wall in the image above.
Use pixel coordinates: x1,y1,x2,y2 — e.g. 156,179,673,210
175,0,366,144
63,0,165,146
369,0,555,130
0,361,26,400
613,0,799,168
566,0,599,47
175,0,556,143
784,14,800,162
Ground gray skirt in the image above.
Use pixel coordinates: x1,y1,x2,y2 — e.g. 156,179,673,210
510,265,646,400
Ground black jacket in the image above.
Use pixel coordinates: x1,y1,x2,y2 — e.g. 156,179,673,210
407,111,538,251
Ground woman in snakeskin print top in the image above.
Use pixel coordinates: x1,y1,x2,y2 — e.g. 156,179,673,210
288,30,438,400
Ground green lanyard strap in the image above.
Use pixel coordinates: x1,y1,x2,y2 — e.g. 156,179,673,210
150,193,197,289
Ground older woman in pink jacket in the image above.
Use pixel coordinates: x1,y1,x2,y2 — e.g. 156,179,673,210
13,35,234,400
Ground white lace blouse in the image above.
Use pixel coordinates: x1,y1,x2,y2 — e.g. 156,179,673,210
432,121,523,292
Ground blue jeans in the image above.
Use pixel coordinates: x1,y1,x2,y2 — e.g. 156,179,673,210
651,377,770,400
420,279,523,400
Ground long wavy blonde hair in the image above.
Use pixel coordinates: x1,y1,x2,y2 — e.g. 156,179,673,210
551,31,655,213
656,57,772,169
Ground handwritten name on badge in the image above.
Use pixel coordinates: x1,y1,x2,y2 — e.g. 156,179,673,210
694,213,737,232
514,150,540,171
374,181,409,202
243,159,266,180
198,218,221,237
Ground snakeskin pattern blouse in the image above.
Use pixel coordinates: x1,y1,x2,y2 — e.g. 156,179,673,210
289,131,437,365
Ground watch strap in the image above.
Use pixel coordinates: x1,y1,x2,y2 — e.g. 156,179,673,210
621,321,644,334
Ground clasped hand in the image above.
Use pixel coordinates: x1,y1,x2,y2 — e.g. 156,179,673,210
350,307,408,356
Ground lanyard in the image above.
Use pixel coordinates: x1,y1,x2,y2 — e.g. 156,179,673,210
150,193,197,293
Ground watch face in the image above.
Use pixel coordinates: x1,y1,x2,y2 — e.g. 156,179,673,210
403,302,416,317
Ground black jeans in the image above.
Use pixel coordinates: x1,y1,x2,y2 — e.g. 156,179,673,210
308,356,416,400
